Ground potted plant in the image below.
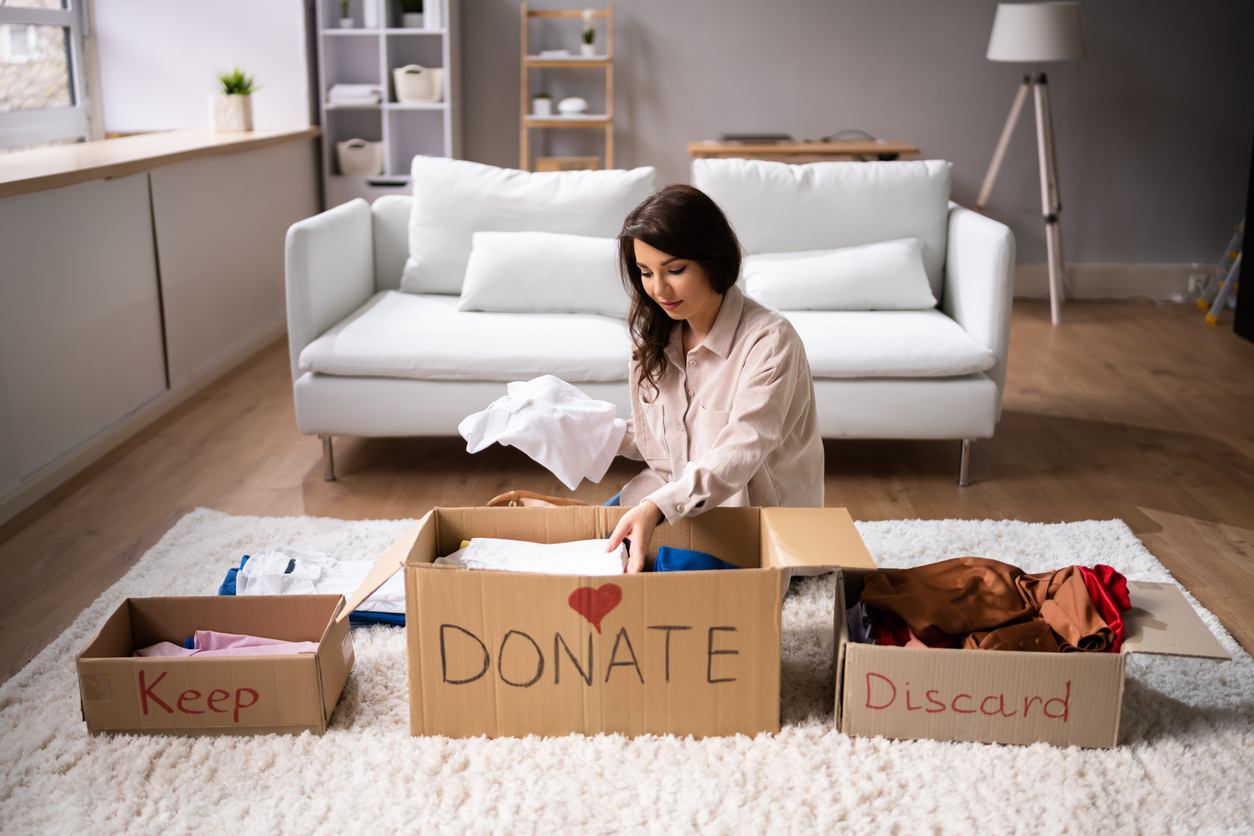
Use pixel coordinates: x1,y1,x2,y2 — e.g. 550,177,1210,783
532,91,552,117
339,0,353,28
580,8,596,57
398,0,423,28
210,66,258,132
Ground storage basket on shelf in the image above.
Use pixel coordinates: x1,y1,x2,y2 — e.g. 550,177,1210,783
335,139,384,176
393,64,444,103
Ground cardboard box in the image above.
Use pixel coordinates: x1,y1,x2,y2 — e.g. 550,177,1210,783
344,506,876,739
76,595,355,736
833,568,1232,748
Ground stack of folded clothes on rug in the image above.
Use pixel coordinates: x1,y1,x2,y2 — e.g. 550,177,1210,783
846,557,1132,653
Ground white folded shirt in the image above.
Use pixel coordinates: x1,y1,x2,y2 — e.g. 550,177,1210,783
235,546,404,614
435,538,627,575
458,375,626,490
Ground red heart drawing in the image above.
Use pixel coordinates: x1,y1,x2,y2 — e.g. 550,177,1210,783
568,584,623,634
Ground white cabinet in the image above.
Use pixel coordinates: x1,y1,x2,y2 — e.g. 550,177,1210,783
0,174,168,484
316,0,461,209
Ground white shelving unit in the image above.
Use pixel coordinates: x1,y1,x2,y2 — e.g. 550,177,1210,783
315,0,461,209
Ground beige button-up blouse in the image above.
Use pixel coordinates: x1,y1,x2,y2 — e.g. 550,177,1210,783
618,285,824,522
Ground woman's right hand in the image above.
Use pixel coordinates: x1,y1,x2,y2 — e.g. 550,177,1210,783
606,500,664,573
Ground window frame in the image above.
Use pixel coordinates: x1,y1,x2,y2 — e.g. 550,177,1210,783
0,2,91,148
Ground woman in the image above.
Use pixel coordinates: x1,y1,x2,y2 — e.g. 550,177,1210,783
606,184,824,572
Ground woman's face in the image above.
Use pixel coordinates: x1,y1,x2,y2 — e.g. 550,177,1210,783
633,239,722,327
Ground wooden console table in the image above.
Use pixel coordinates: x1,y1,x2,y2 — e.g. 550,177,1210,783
688,139,918,164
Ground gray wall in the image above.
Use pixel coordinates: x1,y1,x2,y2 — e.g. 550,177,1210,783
460,0,1254,264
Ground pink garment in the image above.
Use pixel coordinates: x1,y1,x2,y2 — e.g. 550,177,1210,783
133,631,319,658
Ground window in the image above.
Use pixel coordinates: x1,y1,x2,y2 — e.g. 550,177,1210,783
0,0,90,150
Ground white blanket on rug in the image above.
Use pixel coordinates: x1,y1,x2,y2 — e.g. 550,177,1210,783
0,509,1251,836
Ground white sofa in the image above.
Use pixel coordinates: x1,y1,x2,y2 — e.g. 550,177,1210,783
285,158,1015,485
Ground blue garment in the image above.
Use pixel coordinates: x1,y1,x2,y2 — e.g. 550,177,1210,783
217,555,404,627
603,492,621,507
653,546,739,573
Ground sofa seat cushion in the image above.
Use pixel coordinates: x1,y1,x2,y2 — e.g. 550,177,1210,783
784,309,997,378
300,291,631,382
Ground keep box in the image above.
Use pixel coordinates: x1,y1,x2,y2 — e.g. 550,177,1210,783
344,505,877,739
76,595,355,736
833,567,1232,748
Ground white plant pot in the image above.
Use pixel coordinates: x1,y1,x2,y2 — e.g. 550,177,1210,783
209,94,253,131
336,139,384,176
532,98,552,117
580,43,596,57
402,12,423,28
338,17,354,28
393,64,443,103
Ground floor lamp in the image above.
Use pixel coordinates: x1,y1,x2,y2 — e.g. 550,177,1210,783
975,3,1086,325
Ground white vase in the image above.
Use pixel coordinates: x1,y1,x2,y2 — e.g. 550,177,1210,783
362,0,378,28
209,94,253,131
532,98,552,117
424,0,442,29
402,12,423,27
338,17,354,28
580,43,596,57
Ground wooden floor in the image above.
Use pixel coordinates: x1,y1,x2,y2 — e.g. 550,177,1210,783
2,299,1253,685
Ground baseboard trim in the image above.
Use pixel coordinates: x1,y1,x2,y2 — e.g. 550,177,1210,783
0,320,288,528
1014,263,1206,301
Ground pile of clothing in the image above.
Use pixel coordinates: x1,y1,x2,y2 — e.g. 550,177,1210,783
847,557,1132,653
134,630,318,658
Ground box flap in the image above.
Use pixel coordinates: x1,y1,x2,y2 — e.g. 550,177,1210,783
760,508,876,570
1122,581,1231,660
336,512,431,624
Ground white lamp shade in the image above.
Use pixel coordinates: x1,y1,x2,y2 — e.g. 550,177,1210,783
986,3,1087,62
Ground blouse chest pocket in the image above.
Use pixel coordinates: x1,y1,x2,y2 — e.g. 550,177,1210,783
692,406,732,456
638,401,669,463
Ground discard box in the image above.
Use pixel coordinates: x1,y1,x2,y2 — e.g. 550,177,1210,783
345,506,876,739
76,595,355,736
833,568,1232,748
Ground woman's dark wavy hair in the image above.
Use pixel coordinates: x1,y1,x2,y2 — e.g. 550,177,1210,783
618,184,742,398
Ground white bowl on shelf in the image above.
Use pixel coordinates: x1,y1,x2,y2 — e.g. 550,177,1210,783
336,139,384,176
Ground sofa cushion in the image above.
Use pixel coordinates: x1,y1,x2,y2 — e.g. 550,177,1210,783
402,157,655,295
300,291,631,382
457,231,628,317
744,238,937,311
693,158,952,299
784,309,996,378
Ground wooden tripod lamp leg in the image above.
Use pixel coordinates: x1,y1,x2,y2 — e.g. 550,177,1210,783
976,76,1032,212
1034,74,1066,325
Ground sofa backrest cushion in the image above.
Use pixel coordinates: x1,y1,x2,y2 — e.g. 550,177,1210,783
692,158,952,299
743,238,938,311
402,157,655,295
458,231,628,317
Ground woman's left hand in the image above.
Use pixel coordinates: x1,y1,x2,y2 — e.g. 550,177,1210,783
606,499,664,573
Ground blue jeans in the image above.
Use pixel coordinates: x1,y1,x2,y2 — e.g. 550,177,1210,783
602,492,621,507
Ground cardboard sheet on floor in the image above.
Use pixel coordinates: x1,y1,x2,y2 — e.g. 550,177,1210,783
834,569,1231,748
343,506,877,739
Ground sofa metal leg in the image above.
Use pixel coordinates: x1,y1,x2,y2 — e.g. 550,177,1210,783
321,435,336,481
958,439,972,487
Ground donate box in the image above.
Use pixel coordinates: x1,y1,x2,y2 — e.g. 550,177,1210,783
833,568,1231,748
344,506,876,739
76,595,355,736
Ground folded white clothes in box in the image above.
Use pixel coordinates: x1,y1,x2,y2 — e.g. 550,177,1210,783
327,83,382,105
435,538,627,575
236,546,404,614
458,375,627,490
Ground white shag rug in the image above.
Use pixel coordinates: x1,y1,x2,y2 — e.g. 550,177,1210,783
1,509,1252,836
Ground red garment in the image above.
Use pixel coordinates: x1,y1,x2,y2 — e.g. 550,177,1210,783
1077,564,1131,652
